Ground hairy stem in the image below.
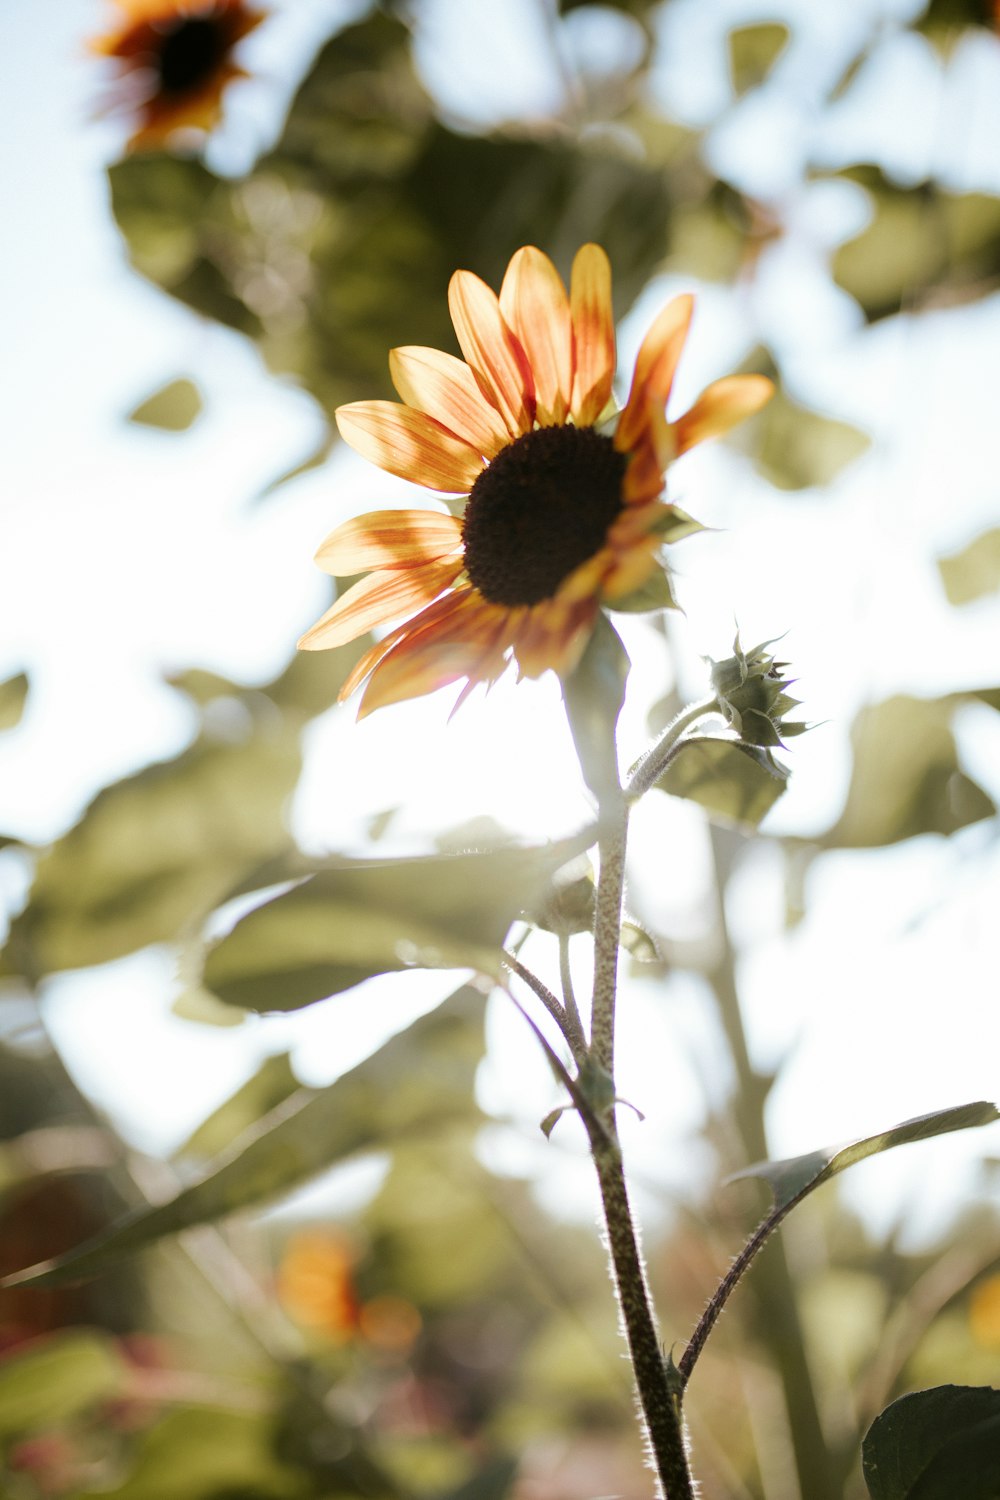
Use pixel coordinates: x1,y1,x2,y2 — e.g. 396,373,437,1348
558,931,588,1057
627,695,719,801
501,950,587,1062
590,795,628,1074
590,1125,694,1499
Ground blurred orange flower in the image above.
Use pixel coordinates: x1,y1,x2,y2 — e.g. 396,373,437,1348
299,244,772,717
92,0,264,151
276,1230,360,1343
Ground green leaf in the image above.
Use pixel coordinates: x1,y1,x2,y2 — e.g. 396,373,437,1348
176,1053,300,1160
440,1456,519,1500
127,378,203,431
203,832,592,1012
654,734,789,830
87,1406,306,1500
754,384,870,490
827,694,995,848
938,527,1000,605
0,671,28,731
0,1330,125,1437
562,615,630,806
607,567,679,613
733,1101,1000,1214
728,22,790,95
863,1385,1000,1500
4,986,484,1288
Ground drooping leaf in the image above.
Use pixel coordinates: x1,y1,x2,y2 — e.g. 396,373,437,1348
3,987,484,1288
562,617,630,806
176,1053,301,1160
0,1329,125,1437
728,22,790,95
202,832,593,1012
653,734,789,830
938,527,1000,605
733,1101,999,1214
862,1384,1000,1500
0,672,29,732
826,693,995,848
127,377,203,431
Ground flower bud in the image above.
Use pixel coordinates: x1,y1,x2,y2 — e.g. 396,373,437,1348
708,634,807,748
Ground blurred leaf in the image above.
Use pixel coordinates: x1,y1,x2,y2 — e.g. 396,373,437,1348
919,0,997,48
862,1384,1000,1499
0,1329,124,1436
441,1456,519,1500
109,15,672,426
4,986,484,1287
654,734,789,830
607,567,679,613
831,168,1000,321
89,1405,306,1500
733,1101,999,1213
562,617,630,806
4,723,301,979
754,382,870,490
127,378,203,431
176,1053,300,1160
826,694,995,848
728,23,790,95
667,180,761,284
203,832,593,1012
0,672,28,731
938,527,1000,605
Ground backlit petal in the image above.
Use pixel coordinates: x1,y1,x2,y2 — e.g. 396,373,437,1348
297,556,464,651
389,347,509,457
672,374,774,455
314,509,463,575
448,270,534,437
499,247,572,426
569,244,615,426
616,294,694,453
358,592,506,717
336,401,484,493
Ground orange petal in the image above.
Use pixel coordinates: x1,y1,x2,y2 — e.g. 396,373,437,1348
334,587,476,701
314,509,463,575
297,556,464,651
601,541,662,600
358,593,508,717
616,294,694,453
569,244,615,426
389,347,509,458
336,401,483,493
499,247,573,427
448,270,534,438
672,374,774,455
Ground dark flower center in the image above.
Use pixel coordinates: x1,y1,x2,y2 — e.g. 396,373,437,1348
157,16,228,95
462,426,626,607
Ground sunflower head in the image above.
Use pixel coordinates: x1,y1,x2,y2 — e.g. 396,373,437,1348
92,0,265,152
299,244,773,719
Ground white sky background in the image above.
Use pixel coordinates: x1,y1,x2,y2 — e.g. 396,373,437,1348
2,0,1000,1247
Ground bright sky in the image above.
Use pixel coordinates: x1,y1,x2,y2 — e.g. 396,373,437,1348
2,0,1000,1249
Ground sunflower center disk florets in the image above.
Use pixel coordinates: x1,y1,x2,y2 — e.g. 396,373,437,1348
461,426,627,608
157,17,227,94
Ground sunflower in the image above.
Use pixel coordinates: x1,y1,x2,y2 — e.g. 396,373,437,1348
92,0,264,152
299,245,773,718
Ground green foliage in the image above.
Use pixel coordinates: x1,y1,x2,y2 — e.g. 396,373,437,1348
3,987,484,1288
826,693,996,848
0,671,28,732
938,528,1000,605
0,1330,125,1437
561,617,630,805
202,833,592,1012
734,1102,1000,1214
831,169,1000,321
127,378,203,431
176,1053,300,1160
862,1385,1000,1499
654,735,789,829
728,23,790,96
754,383,870,490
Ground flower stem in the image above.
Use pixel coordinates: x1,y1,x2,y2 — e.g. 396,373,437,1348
558,932,588,1057
589,1122,694,1499
590,793,628,1075
626,694,719,801
501,951,586,1064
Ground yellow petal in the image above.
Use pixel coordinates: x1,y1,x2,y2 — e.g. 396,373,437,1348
297,556,464,651
672,374,774,455
335,587,477,701
389,347,509,458
569,244,615,426
616,293,694,453
314,509,463,575
358,593,506,717
499,247,573,427
336,401,484,493
448,270,534,438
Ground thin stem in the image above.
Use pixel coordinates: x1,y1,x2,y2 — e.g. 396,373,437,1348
558,931,588,1055
501,950,587,1064
590,794,628,1074
590,1126,694,1500
627,695,719,801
